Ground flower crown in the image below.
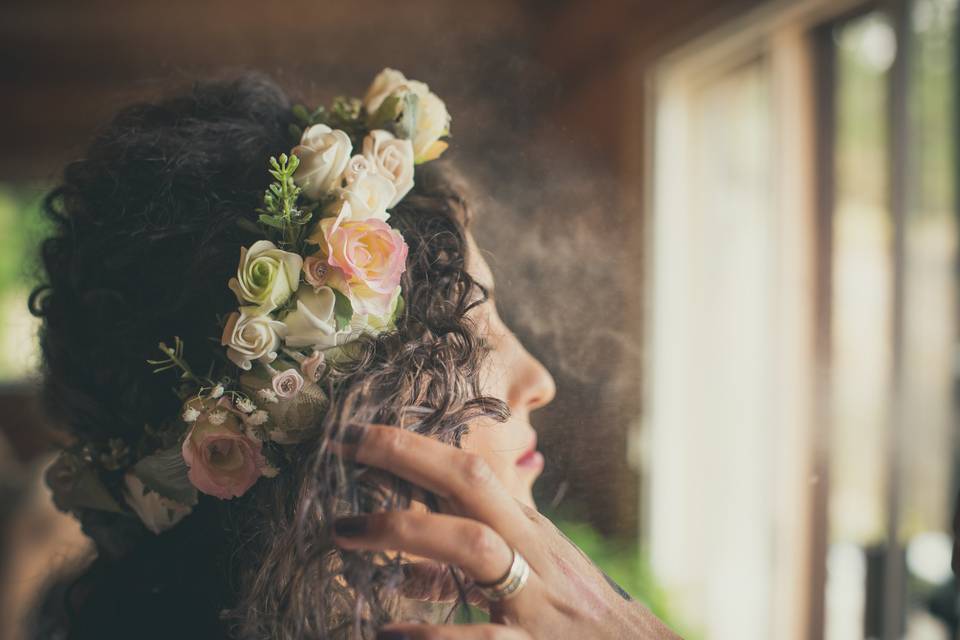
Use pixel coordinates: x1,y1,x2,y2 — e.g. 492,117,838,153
47,69,450,534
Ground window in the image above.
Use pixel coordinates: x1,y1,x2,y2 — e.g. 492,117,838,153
644,0,958,637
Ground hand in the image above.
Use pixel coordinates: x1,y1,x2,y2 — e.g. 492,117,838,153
332,423,681,640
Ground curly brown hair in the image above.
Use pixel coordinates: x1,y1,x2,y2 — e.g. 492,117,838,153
28,73,508,639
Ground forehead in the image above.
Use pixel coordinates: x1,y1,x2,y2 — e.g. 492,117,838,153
465,231,495,291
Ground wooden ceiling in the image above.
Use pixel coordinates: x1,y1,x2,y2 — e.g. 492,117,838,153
0,0,763,181
0,0,541,179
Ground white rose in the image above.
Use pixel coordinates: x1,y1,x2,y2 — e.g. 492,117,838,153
123,473,192,535
228,240,303,315
364,68,410,116
338,171,396,222
362,69,450,164
411,89,450,163
282,285,339,349
292,125,352,199
341,154,373,186
221,308,286,371
363,130,414,207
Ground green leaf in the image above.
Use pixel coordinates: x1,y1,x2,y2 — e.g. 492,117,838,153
132,447,198,507
392,293,405,324
395,92,420,141
332,289,354,331
367,94,402,129
258,214,286,230
291,104,311,125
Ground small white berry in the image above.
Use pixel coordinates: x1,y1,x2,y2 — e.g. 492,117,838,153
260,464,280,478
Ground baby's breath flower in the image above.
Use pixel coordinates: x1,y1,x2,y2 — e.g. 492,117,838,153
182,407,201,423
210,384,225,399
261,464,280,478
207,411,228,426
257,388,279,404
245,410,269,427
235,397,257,414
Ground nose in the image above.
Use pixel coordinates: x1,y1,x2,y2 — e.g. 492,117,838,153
507,338,557,413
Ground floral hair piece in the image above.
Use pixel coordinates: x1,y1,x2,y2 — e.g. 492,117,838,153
47,69,450,533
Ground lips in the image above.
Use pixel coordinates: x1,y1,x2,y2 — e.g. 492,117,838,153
515,434,543,469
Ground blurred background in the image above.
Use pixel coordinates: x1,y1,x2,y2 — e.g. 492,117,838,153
0,0,957,638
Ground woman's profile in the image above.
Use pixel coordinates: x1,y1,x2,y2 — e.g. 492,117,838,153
28,69,679,639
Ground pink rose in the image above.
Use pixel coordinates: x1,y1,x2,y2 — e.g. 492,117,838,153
272,368,304,399
309,210,408,316
181,410,266,499
302,255,329,289
300,350,326,381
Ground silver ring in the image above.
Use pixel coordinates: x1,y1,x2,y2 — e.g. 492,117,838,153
474,547,530,602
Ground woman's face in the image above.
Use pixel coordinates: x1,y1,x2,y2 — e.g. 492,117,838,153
461,232,557,508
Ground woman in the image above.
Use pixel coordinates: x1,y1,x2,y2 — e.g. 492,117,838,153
29,70,678,639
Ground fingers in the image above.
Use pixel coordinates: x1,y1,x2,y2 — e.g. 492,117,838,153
377,624,532,640
400,562,487,607
337,423,535,548
334,511,515,584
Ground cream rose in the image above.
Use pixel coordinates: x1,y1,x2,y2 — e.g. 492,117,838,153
410,88,450,163
181,410,266,499
341,154,373,186
221,308,286,370
228,240,303,315
292,124,352,199
281,285,339,349
363,68,410,116
338,171,396,222
362,69,450,164
363,130,414,207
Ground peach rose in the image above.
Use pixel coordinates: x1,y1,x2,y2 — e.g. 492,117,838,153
307,207,408,317
181,409,266,499
300,350,326,381
303,255,329,289
272,368,304,399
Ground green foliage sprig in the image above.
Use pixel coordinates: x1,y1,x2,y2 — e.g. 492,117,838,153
147,336,208,388
291,96,368,147
256,153,316,248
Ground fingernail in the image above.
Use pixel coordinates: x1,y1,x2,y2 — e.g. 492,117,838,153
376,632,410,640
333,516,368,537
338,422,368,446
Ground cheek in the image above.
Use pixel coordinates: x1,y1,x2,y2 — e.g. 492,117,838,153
460,421,515,479
476,324,514,401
